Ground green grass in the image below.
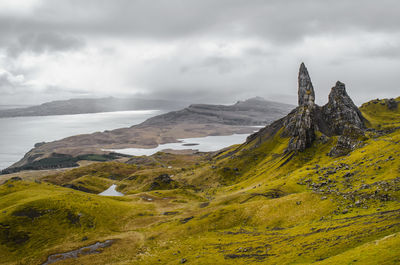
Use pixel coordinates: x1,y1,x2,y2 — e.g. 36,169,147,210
1,96,400,264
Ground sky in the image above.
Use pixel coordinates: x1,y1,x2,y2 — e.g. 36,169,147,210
0,0,399,106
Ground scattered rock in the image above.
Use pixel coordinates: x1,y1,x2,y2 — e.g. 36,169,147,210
62,184,93,193
163,211,179,216
385,98,398,110
180,216,194,224
149,174,176,191
12,207,44,220
199,202,209,208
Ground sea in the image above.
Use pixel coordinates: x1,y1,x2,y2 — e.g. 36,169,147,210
0,110,257,170
0,110,163,170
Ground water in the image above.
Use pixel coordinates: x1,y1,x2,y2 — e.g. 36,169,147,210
98,184,124,196
0,110,162,170
42,240,114,265
105,133,250,156
0,105,32,110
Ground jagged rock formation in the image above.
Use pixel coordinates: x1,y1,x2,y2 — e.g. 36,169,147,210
283,104,317,152
298,62,315,106
248,63,368,156
322,81,366,135
283,63,317,152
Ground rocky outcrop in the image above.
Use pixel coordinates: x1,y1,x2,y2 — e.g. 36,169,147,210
322,81,366,135
327,127,364,157
283,63,317,152
283,105,316,152
248,63,368,156
385,98,398,110
149,174,177,191
298,62,315,106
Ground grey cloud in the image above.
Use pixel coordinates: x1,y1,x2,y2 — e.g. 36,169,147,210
5,32,85,56
361,42,400,59
0,71,25,94
180,56,245,74
1,0,400,43
43,85,90,95
0,0,399,105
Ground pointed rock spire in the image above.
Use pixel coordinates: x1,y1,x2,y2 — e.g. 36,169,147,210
323,81,366,135
248,63,369,156
298,63,315,106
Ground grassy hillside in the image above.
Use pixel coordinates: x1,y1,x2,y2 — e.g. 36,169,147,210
1,97,400,264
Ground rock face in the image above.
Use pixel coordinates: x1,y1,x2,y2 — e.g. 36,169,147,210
284,105,316,152
298,63,315,106
322,81,366,135
287,64,366,154
283,63,317,152
249,63,368,156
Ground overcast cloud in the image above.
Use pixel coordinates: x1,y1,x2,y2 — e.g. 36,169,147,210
0,0,399,105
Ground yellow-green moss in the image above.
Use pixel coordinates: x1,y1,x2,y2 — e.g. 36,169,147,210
1,97,400,264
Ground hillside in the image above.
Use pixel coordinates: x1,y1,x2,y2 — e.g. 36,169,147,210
2,97,293,174
0,97,189,118
141,97,293,126
1,64,400,264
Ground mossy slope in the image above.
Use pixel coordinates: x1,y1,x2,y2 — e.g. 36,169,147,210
1,97,400,264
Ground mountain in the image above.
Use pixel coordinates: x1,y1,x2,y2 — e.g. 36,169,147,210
0,97,190,118
141,97,293,126
1,64,400,264
1,97,294,174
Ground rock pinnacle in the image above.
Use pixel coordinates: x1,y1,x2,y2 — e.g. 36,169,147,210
298,63,315,106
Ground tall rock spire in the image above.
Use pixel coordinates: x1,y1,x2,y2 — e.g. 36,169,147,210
323,81,366,135
248,62,369,156
298,63,315,106
284,63,317,152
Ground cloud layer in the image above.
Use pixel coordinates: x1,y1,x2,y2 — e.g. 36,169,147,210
0,0,399,105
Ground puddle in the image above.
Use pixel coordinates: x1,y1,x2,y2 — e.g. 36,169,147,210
98,184,124,196
42,240,114,265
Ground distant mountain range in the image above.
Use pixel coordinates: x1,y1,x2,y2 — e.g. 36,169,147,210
142,97,294,126
0,97,190,118
2,97,294,173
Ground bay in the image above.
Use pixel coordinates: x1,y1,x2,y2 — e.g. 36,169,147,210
0,110,162,170
106,133,251,156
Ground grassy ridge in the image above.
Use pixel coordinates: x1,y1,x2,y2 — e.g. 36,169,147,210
0,97,400,264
